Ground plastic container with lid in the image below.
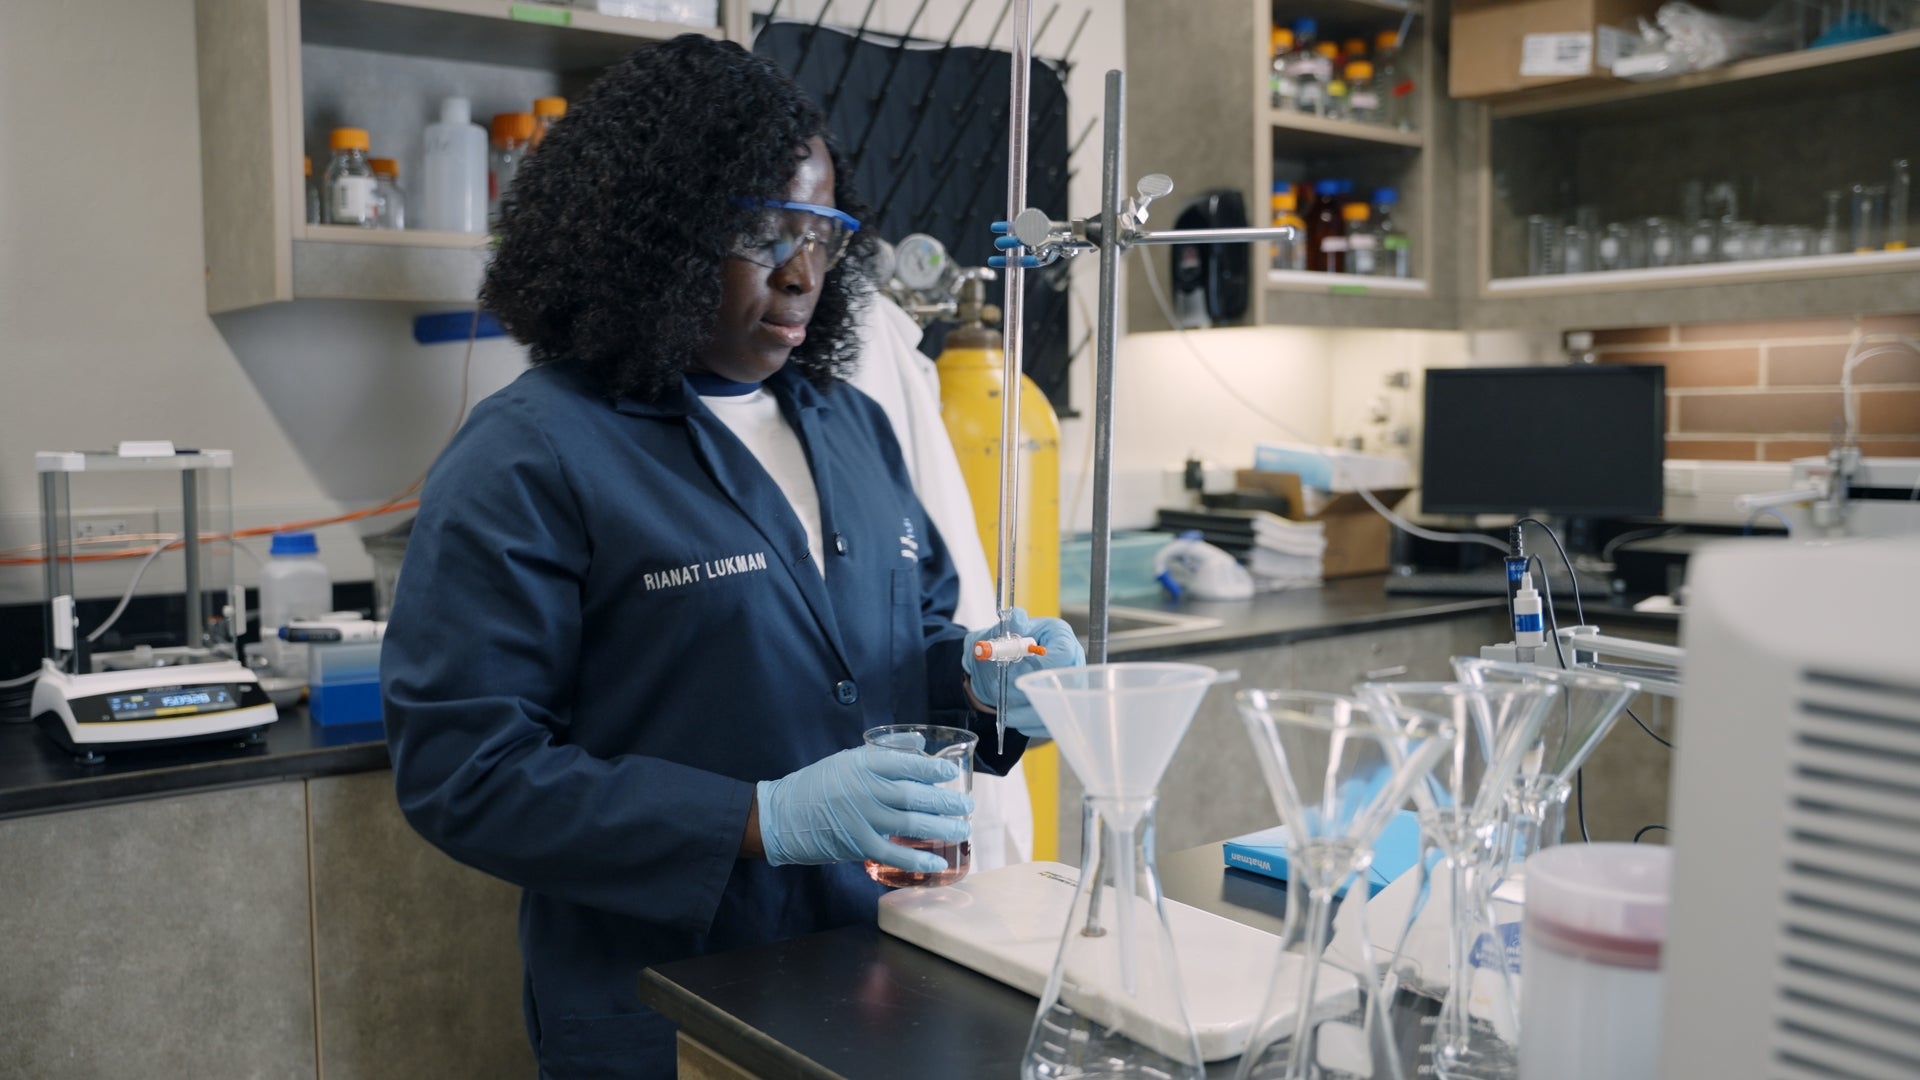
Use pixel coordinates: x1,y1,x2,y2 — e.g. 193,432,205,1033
421,97,488,233
1342,201,1378,275
260,532,332,682
304,155,320,225
489,112,535,221
1269,184,1306,271
1519,843,1671,1080
324,128,376,227
1345,60,1380,124
531,96,567,148
1306,179,1351,272
1375,187,1411,278
1317,42,1346,118
369,157,405,230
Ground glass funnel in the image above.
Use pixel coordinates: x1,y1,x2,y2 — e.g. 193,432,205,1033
1018,662,1223,1080
1233,690,1453,1080
1356,681,1557,1080
1453,659,1642,876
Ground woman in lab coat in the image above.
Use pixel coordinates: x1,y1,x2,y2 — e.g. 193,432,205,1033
380,35,1082,1080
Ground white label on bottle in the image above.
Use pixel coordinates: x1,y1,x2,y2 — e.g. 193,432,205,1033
1599,236,1622,259
1348,235,1379,251
1520,33,1593,76
1652,237,1674,258
331,175,375,225
1320,237,1350,253
1690,233,1714,258
1350,92,1381,111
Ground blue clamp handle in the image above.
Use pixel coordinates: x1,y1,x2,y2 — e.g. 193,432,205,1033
987,254,1042,269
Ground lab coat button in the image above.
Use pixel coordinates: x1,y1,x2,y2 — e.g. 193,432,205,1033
834,680,859,705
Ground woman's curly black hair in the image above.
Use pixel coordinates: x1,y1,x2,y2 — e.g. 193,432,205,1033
482,35,873,403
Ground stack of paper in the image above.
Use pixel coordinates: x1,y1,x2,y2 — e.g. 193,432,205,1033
1248,517,1325,586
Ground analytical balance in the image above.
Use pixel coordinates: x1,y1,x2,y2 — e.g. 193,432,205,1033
29,445,276,762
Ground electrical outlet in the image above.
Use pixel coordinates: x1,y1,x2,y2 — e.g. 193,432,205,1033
75,517,131,540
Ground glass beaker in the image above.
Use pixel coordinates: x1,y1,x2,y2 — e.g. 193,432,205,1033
1525,215,1561,276
1019,663,1224,1080
1560,223,1593,274
862,724,977,888
1816,189,1845,255
1851,183,1888,252
1717,219,1757,262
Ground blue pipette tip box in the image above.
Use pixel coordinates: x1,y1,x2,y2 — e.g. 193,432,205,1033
1222,809,1424,898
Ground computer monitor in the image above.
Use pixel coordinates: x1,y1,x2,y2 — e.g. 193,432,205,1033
1421,365,1666,516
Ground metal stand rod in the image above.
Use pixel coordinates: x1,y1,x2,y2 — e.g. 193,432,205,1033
1087,70,1123,665
1130,226,1297,245
182,470,200,649
41,472,64,669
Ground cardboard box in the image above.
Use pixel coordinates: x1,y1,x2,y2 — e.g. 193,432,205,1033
1449,0,1662,100
1236,471,1410,578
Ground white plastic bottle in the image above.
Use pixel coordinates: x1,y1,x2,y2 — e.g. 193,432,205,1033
420,97,488,233
260,532,332,682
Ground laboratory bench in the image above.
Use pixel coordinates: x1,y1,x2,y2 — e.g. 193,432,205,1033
0,578,1670,1078
638,842,1439,1079
0,575,1664,822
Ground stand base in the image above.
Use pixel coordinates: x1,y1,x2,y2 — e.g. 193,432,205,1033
878,861,1358,1062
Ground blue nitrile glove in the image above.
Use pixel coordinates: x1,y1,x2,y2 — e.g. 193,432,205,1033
962,607,1087,737
756,746,974,873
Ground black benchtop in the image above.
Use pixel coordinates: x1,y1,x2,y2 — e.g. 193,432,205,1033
0,577,1671,819
639,844,1435,1079
0,708,388,820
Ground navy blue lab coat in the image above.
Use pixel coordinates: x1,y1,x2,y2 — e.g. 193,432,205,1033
382,362,1027,1079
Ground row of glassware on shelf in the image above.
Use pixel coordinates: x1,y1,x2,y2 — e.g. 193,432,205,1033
1522,165,1911,275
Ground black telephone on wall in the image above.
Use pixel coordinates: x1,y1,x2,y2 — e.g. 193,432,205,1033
1168,189,1250,328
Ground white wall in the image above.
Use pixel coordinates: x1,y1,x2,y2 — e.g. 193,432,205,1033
0,0,531,607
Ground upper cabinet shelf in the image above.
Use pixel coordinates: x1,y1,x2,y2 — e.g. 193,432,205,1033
301,0,722,71
1490,27,1920,121
1269,109,1423,154
194,0,743,314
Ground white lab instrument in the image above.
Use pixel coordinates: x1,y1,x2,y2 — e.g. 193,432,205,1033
30,447,276,762
1736,452,1920,539
1660,537,1920,1080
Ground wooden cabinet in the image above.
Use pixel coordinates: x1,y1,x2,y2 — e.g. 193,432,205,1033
1463,28,1920,331
0,774,533,1078
192,0,746,313
1121,0,1457,332
1119,1,1919,333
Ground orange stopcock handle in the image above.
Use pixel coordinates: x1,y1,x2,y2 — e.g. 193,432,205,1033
972,636,1046,662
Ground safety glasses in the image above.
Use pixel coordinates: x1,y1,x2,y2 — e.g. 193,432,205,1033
731,199,861,271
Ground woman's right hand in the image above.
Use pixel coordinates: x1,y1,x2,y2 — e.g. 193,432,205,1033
755,746,972,873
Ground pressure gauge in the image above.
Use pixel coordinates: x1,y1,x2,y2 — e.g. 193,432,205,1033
893,233,953,293
868,238,897,288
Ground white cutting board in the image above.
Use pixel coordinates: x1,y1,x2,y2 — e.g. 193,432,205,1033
877,861,1358,1062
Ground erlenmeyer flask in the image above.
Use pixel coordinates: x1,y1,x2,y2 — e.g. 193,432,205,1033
1453,659,1641,878
1018,663,1223,1080
1233,690,1454,1080
1357,681,1557,1080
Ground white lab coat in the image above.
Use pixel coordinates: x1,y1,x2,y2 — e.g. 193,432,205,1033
849,295,1034,869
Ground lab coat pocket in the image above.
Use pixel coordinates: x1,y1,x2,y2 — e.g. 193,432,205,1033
548,1009,675,1079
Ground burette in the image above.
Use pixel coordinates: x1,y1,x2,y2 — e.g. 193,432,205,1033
975,0,1040,755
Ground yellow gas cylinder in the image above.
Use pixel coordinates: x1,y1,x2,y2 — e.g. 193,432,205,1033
935,297,1063,858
